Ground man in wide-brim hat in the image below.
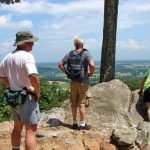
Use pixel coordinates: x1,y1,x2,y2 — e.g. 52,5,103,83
0,30,40,150
13,30,38,46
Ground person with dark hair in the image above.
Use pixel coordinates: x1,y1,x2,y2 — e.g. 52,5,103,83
58,36,95,130
0,30,40,150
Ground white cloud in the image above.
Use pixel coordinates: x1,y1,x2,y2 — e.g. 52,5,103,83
1,0,150,31
0,0,103,37
18,20,33,27
38,8,102,42
0,41,12,53
85,38,97,45
0,15,11,26
117,39,145,50
49,0,103,14
1,1,44,14
1,0,103,14
135,2,150,13
51,23,63,30
118,0,150,29
84,38,99,49
0,15,33,28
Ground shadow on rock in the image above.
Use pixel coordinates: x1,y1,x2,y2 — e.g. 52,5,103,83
136,94,147,121
46,118,72,129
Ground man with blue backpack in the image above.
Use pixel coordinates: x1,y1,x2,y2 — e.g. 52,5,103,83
58,36,95,130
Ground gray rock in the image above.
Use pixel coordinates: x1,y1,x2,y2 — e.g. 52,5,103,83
112,127,137,145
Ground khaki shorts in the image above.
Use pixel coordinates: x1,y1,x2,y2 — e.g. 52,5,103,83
70,81,89,108
11,94,40,125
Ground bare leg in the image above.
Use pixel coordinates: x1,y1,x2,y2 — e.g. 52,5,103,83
11,121,24,148
70,82,78,123
147,107,150,121
72,107,78,122
79,104,85,122
25,124,37,150
146,103,150,121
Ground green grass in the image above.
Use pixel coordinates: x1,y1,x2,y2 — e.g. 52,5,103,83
61,82,70,90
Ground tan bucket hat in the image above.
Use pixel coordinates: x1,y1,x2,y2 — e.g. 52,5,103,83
13,30,38,46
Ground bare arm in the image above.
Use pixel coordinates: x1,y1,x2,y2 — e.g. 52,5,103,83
0,77,9,87
29,74,40,101
58,61,66,73
88,60,95,77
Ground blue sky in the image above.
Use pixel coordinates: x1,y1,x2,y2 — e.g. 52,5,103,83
0,0,150,62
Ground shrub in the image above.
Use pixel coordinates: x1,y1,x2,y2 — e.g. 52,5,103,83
123,79,141,91
38,78,69,110
0,82,11,122
0,78,69,122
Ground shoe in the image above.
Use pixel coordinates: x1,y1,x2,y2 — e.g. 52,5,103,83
79,124,92,130
72,123,78,130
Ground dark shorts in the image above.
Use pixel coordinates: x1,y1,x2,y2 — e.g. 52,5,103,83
144,87,150,103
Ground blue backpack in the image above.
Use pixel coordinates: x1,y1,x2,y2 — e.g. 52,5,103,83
65,49,87,81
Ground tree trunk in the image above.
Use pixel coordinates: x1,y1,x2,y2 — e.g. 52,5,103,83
100,0,119,83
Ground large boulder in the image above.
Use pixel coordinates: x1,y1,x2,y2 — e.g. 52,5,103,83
63,79,143,129
62,79,147,149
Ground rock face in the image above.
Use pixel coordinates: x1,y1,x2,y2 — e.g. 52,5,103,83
0,79,149,150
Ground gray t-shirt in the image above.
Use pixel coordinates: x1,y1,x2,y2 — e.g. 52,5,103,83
61,49,93,84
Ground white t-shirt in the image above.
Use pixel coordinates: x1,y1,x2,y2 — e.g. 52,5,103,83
0,50,38,91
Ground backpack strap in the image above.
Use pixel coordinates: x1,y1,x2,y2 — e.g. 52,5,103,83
68,50,74,59
69,49,87,57
78,49,87,61
76,49,87,74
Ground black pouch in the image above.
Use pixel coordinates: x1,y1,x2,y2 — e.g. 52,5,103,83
4,89,27,107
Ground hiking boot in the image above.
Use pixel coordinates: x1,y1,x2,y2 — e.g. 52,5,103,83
79,124,92,130
72,124,78,130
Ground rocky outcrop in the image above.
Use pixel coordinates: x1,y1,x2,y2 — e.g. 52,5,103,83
0,79,149,150
0,121,115,150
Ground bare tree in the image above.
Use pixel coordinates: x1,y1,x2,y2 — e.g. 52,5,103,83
0,0,20,4
100,0,119,83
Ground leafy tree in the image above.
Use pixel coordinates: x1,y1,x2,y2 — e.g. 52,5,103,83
0,0,20,4
100,0,119,83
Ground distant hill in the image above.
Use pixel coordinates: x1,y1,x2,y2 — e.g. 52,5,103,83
36,60,150,84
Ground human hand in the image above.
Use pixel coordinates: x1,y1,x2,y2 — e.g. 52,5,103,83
27,86,34,92
88,70,91,77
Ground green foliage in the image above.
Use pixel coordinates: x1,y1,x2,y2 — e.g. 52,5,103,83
123,79,141,91
39,78,69,110
0,82,11,122
0,78,69,122
0,0,20,4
